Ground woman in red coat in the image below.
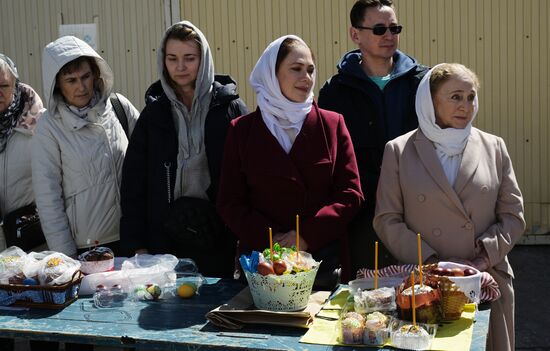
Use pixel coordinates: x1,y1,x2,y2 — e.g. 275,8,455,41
217,35,363,288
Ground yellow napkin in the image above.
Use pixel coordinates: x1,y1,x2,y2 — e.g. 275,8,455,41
431,303,476,350
301,289,477,351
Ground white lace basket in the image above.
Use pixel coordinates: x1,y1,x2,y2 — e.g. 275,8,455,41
244,265,319,311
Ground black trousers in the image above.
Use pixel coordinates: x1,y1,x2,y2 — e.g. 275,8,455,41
348,208,396,277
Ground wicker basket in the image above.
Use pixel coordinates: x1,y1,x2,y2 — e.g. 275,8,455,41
0,271,83,309
437,277,470,320
422,264,472,321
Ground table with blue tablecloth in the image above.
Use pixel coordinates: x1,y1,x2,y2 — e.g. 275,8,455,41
0,278,490,350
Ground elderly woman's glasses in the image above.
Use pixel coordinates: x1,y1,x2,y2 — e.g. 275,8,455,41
354,25,403,36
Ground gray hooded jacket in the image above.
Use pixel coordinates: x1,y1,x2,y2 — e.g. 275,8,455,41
32,36,139,255
158,21,215,200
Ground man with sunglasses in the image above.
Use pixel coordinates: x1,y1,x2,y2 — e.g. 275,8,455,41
318,0,428,275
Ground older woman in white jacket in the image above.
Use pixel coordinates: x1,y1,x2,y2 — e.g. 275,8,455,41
0,54,44,252
32,36,139,257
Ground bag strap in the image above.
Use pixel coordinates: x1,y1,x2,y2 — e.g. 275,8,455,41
110,93,129,136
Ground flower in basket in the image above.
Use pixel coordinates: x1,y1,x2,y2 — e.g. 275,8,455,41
239,243,320,311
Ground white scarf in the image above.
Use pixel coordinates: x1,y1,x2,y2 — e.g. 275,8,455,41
415,64,479,186
249,35,314,154
66,90,100,119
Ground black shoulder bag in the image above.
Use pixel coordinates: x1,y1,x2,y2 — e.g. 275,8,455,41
110,93,129,136
2,204,46,251
163,197,225,252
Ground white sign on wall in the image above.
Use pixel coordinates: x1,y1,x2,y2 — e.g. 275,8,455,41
59,24,98,50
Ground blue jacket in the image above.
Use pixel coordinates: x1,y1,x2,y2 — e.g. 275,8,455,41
318,50,428,212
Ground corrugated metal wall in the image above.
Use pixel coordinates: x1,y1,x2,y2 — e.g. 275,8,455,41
180,0,355,107
1,0,548,234
395,0,550,236
180,0,550,235
0,0,164,111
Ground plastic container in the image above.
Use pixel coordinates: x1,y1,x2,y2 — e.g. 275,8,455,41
336,298,392,346
353,287,396,314
78,247,115,275
93,284,126,308
175,272,205,298
390,320,437,351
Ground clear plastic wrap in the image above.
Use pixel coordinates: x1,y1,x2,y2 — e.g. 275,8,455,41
93,284,126,308
22,251,57,280
0,246,27,284
353,287,396,313
37,252,81,286
337,298,392,346
79,254,182,296
390,320,437,351
78,247,115,275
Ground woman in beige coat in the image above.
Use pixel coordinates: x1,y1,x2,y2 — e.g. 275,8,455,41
374,63,525,351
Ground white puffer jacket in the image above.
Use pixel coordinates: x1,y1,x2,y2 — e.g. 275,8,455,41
0,129,35,250
32,36,139,256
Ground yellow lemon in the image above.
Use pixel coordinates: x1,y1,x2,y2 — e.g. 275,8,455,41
177,283,196,298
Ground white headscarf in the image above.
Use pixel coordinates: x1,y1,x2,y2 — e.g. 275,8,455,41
415,63,479,185
249,35,314,154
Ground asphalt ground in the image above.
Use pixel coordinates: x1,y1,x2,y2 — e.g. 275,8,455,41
509,244,550,351
12,244,550,351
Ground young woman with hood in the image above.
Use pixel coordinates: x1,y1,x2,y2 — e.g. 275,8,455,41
32,36,139,258
120,21,248,278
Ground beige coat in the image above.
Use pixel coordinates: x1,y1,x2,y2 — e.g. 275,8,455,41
374,128,525,351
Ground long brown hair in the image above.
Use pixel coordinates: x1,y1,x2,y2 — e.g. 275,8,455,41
162,24,202,91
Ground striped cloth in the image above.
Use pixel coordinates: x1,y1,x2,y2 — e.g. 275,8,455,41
356,264,501,303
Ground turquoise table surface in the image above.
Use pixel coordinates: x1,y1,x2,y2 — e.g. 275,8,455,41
0,279,490,350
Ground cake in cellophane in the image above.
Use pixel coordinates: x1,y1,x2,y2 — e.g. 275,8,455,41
78,246,115,275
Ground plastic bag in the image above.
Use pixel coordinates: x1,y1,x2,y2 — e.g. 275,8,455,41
22,250,57,280
37,252,81,285
78,247,115,275
0,246,28,284
79,254,181,296
121,254,178,272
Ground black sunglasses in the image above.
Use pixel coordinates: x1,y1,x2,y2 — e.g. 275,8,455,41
354,25,402,36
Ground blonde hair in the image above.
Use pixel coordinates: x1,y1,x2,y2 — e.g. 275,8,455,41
429,63,480,95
